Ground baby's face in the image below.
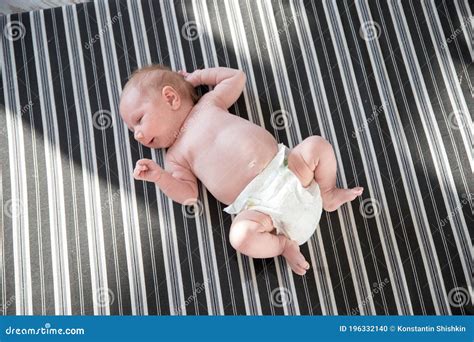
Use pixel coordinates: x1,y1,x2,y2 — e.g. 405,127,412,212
119,86,181,149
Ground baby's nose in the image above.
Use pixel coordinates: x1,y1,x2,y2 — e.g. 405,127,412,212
134,131,144,141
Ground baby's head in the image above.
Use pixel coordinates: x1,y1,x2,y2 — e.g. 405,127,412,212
119,64,199,149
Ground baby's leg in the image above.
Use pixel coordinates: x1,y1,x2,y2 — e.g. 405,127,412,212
229,209,310,275
288,136,363,212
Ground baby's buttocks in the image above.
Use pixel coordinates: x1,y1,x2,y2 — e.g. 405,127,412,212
223,144,323,245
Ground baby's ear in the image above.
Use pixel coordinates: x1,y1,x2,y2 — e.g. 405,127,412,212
162,85,181,109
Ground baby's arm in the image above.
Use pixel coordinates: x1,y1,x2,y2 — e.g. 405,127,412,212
184,67,246,109
134,158,198,205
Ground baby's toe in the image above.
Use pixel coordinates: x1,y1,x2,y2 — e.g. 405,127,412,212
292,264,307,276
294,253,308,266
291,258,309,275
299,261,311,270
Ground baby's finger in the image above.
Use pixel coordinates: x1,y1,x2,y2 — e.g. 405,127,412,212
136,159,154,170
133,168,142,179
134,164,145,173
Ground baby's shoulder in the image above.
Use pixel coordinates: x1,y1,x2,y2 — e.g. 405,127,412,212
195,92,228,111
164,147,186,169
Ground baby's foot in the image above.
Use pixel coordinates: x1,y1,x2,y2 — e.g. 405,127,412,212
282,239,311,276
322,187,364,212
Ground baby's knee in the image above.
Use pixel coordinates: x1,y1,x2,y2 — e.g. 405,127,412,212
229,219,260,251
305,135,332,153
301,136,335,167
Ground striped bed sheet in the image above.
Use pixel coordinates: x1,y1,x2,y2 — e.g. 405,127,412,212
0,0,472,315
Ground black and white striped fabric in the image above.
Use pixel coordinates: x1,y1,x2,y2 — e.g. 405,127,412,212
0,0,472,315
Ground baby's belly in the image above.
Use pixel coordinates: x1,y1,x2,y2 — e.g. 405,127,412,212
194,140,279,205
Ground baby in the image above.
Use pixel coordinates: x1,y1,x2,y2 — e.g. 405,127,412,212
119,65,363,276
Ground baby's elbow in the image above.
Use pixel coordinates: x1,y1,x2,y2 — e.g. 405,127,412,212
190,182,198,199
187,192,199,205
180,184,199,205
179,195,198,207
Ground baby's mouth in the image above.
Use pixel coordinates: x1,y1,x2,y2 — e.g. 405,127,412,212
147,137,155,146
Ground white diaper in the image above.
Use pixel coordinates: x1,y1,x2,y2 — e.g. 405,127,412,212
223,143,323,245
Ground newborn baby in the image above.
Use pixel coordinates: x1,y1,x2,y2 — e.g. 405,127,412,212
119,65,364,275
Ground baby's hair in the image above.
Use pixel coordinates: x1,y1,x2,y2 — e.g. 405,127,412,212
123,64,200,104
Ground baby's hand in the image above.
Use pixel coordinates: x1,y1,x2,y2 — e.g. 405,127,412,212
177,70,189,78
133,158,164,183
178,69,200,87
